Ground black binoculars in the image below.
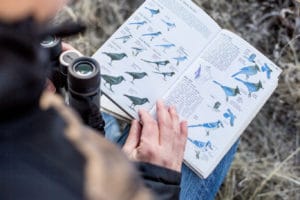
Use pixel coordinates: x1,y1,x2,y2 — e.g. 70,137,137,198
41,35,105,133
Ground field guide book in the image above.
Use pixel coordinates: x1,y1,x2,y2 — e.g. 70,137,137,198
93,0,282,178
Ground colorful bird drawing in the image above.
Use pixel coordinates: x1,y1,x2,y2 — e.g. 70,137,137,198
131,47,145,56
194,66,202,79
153,71,175,81
231,65,260,79
188,120,224,135
261,63,272,79
213,80,240,101
115,35,132,43
129,21,147,29
234,78,263,97
125,72,148,84
172,56,188,66
124,94,150,110
102,52,128,65
145,7,160,17
187,138,213,151
161,19,176,31
223,109,236,127
155,43,175,53
247,53,256,63
142,32,162,41
101,74,125,92
141,59,170,71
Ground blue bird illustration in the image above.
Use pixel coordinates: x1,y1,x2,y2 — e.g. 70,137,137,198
131,47,145,56
155,43,175,53
194,66,202,79
231,64,260,79
234,77,263,97
188,120,224,135
102,52,128,65
142,32,162,41
125,72,148,84
187,138,213,151
101,74,126,92
261,63,272,79
161,19,176,31
247,53,257,63
223,109,236,127
145,7,160,17
213,101,221,112
213,80,240,101
172,56,187,66
115,35,132,43
124,94,150,110
129,21,147,29
153,71,175,81
141,59,170,71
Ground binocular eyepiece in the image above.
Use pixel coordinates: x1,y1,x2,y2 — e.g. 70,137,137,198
40,35,105,133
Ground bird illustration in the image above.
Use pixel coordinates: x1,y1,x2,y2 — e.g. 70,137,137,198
125,72,148,83
234,77,263,97
223,109,236,127
153,71,175,81
161,19,176,31
102,52,128,65
115,35,132,43
145,7,160,17
129,21,147,29
101,74,125,92
188,120,224,135
261,63,272,79
231,65,260,79
173,56,188,66
124,94,150,110
155,43,175,53
213,80,240,101
213,101,221,112
194,66,202,79
141,59,170,71
131,47,145,56
187,138,213,151
142,32,162,41
247,53,256,63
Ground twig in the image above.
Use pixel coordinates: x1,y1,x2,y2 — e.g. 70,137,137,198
249,147,300,200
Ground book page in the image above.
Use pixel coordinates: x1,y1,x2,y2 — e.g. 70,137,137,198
160,29,282,178
93,0,221,118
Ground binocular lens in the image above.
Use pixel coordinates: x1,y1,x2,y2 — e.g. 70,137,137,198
68,57,100,95
74,62,95,77
41,35,60,48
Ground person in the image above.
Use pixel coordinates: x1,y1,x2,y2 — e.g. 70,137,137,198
0,0,238,199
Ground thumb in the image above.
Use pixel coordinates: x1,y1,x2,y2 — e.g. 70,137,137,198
123,120,142,154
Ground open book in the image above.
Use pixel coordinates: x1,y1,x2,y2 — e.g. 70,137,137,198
93,0,282,178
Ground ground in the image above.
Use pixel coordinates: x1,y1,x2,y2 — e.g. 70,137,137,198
57,0,299,199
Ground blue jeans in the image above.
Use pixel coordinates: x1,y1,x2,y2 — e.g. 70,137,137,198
103,113,238,200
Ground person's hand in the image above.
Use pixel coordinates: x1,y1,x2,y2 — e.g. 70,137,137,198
123,100,188,172
62,42,76,51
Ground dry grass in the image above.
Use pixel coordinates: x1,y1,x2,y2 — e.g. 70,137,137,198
57,0,300,199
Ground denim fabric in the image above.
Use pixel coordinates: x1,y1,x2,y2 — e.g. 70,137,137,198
103,113,239,200
102,112,123,142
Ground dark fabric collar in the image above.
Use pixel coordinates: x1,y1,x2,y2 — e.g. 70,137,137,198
0,17,85,121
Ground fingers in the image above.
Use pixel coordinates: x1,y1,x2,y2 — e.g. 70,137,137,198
179,121,188,147
157,100,173,144
62,42,76,52
123,120,141,155
139,109,159,143
169,105,180,133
